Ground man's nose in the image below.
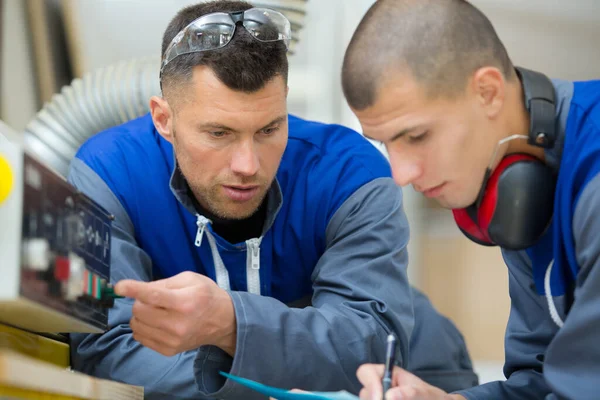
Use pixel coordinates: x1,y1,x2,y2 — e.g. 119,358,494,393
390,155,422,187
230,139,260,177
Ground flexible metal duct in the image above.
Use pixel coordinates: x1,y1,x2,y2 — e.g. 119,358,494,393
23,0,307,177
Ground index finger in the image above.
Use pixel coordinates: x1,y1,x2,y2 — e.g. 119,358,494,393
356,363,384,399
114,280,178,309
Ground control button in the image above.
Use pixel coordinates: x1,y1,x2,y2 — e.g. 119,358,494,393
23,238,51,271
65,253,85,301
0,155,13,204
54,256,70,282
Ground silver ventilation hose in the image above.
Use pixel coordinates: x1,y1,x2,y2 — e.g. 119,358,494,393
23,0,307,177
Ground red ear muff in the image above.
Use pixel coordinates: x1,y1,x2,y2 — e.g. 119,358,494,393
453,153,553,250
476,154,533,235
452,207,493,245
452,67,557,250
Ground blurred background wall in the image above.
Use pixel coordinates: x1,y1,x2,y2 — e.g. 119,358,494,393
2,0,599,385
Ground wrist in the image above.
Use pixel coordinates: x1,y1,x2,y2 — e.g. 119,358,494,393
447,395,467,400
215,291,237,357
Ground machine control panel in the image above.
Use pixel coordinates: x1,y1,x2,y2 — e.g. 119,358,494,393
1,120,116,333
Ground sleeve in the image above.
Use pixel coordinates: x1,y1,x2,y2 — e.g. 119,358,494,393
193,177,416,399
67,157,200,400
455,248,556,400
457,175,600,400
407,288,478,393
542,172,600,399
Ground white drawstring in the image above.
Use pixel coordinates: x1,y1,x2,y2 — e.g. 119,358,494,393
544,259,564,328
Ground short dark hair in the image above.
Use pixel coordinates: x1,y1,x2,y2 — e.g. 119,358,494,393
341,0,515,110
161,0,289,101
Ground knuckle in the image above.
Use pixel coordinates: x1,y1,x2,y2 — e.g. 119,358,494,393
132,331,141,344
178,299,194,314
149,289,161,304
401,386,417,398
157,347,170,356
162,348,175,357
167,336,181,349
132,301,143,315
359,388,369,399
357,363,370,375
177,291,200,314
172,322,188,338
180,271,195,280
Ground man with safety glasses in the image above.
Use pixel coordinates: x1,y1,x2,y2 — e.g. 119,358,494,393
67,1,477,399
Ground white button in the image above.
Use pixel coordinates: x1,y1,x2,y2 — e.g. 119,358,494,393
23,238,50,271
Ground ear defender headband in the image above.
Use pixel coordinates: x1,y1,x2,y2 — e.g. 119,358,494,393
452,67,557,250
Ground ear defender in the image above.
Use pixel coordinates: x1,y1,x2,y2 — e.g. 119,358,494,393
451,66,558,250
452,154,556,250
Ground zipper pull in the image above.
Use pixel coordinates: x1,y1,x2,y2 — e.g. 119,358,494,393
247,238,261,270
195,215,211,247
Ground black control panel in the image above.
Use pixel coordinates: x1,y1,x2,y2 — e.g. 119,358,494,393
20,153,115,331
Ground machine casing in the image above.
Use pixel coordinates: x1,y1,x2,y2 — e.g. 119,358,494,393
0,120,113,333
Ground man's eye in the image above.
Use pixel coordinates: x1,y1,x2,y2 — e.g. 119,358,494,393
261,126,279,135
408,132,428,143
209,131,227,138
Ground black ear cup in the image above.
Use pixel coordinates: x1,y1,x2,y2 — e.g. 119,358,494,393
453,154,555,250
453,67,557,250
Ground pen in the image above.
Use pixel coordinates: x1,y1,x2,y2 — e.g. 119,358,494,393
381,333,396,400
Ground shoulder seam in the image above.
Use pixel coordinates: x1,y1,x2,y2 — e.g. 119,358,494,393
288,130,389,179
324,177,398,244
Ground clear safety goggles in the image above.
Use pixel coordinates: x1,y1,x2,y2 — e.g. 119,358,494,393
160,7,292,73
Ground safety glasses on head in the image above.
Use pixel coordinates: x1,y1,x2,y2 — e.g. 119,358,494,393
160,7,291,75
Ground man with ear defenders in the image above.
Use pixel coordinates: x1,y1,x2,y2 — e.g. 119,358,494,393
340,0,600,399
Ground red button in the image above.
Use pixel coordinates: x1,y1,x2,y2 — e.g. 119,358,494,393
54,256,70,281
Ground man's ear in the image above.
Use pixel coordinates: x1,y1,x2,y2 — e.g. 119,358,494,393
470,66,506,119
149,95,174,143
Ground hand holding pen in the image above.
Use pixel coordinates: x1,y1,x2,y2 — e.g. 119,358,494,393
356,333,456,400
